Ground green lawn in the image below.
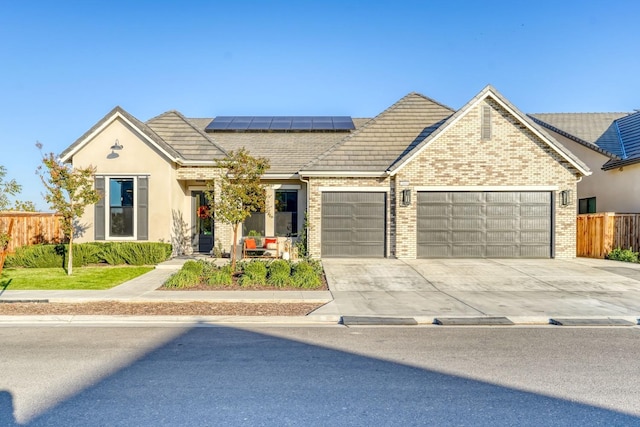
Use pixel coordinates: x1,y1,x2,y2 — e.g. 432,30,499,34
0,266,154,290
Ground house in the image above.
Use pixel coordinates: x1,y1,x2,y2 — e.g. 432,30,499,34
60,85,589,259
530,111,640,214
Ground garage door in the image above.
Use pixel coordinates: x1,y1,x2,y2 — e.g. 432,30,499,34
417,191,551,258
321,192,386,258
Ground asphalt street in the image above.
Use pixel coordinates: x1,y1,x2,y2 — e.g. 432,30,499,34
1,325,639,426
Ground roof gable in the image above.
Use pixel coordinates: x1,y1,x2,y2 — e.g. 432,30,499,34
60,106,181,163
146,111,228,162
301,92,455,174
389,85,591,177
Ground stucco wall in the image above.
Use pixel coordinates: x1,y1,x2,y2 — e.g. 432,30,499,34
549,132,640,213
72,118,184,244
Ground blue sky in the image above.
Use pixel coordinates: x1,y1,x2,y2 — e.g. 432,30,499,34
1,0,639,210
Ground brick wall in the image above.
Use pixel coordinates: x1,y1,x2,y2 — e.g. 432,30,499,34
307,98,580,259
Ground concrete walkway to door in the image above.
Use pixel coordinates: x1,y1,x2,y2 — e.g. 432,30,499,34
313,257,640,323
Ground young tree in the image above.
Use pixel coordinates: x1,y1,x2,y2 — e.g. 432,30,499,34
205,148,270,271
36,144,102,275
0,165,33,275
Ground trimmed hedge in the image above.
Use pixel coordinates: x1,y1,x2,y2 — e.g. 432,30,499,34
5,242,172,268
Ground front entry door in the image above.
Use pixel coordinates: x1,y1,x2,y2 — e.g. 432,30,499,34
192,191,214,253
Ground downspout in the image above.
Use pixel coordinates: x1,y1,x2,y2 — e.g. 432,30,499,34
298,173,311,257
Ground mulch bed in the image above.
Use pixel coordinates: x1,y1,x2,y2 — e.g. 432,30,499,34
0,301,325,316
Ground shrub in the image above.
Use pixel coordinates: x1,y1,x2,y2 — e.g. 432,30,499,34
239,260,267,286
291,261,322,288
182,260,205,276
267,260,291,287
164,270,199,288
607,247,639,263
206,265,233,286
5,244,62,268
97,242,172,265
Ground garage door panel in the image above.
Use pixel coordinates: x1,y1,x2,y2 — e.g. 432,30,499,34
322,192,386,258
453,205,484,216
452,192,484,203
452,245,485,257
418,230,450,243
418,191,551,258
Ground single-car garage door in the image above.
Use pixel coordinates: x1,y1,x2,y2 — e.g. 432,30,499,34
417,191,551,258
322,192,386,258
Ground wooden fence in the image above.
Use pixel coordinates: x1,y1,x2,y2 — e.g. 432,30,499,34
0,212,64,253
577,213,640,258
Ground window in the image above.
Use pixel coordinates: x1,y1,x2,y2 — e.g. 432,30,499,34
275,190,298,236
578,197,596,214
95,176,148,241
242,212,265,236
109,178,134,237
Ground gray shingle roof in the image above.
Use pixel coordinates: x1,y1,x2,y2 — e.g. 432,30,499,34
529,112,629,158
302,93,454,172
184,120,369,174
146,111,228,161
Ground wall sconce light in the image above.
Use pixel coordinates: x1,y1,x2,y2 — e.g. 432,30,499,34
110,139,124,151
560,189,572,207
401,189,411,206
107,139,124,159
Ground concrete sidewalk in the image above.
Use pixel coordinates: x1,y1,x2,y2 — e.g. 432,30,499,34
2,256,640,325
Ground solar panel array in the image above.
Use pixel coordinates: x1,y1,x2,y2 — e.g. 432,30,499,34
205,116,355,132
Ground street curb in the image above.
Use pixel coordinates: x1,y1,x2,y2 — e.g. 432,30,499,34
0,315,342,325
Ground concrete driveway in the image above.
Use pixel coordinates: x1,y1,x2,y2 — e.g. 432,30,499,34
314,257,640,323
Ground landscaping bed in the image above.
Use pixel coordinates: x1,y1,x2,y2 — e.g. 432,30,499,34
0,301,324,316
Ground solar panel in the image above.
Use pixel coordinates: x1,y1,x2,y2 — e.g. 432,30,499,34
205,116,355,131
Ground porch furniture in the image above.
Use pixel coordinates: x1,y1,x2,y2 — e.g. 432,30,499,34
242,237,280,259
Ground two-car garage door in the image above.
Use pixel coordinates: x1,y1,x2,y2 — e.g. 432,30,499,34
417,191,552,258
320,190,552,259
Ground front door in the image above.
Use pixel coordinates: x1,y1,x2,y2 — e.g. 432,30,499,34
192,191,214,253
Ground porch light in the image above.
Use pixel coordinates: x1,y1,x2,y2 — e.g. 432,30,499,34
110,139,124,150
560,189,572,206
401,189,411,206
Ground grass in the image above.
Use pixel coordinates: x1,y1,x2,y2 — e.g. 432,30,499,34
0,266,154,290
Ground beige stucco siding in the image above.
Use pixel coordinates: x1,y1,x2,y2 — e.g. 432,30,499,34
72,118,184,243
549,132,640,213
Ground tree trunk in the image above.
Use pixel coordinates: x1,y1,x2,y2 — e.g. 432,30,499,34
0,219,14,277
67,226,73,276
231,223,239,272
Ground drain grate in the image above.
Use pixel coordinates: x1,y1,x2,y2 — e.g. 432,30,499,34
549,318,635,326
341,316,418,326
433,317,514,326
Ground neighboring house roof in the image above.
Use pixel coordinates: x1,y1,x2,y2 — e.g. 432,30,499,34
146,111,228,162
529,112,628,159
530,111,640,170
60,106,182,163
301,92,455,174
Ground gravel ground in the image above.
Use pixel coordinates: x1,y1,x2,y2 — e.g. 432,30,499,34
0,301,324,316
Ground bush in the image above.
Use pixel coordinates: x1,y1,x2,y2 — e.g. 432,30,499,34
291,261,322,288
5,244,63,268
182,260,205,276
5,242,172,268
164,270,199,288
267,260,291,287
206,265,233,286
607,247,639,263
239,260,267,286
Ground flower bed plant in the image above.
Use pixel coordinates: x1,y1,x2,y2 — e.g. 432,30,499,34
162,259,325,290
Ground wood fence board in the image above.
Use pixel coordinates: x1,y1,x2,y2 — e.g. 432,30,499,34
0,212,64,253
577,213,640,258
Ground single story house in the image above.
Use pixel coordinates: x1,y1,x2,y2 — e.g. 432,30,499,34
61,85,589,259
530,111,640,214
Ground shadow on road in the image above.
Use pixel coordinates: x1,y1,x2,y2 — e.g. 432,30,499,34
10,324,639,426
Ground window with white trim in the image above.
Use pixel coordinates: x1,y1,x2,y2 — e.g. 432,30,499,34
109,178,135,237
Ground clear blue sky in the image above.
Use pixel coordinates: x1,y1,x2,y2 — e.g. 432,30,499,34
1,0,639,210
